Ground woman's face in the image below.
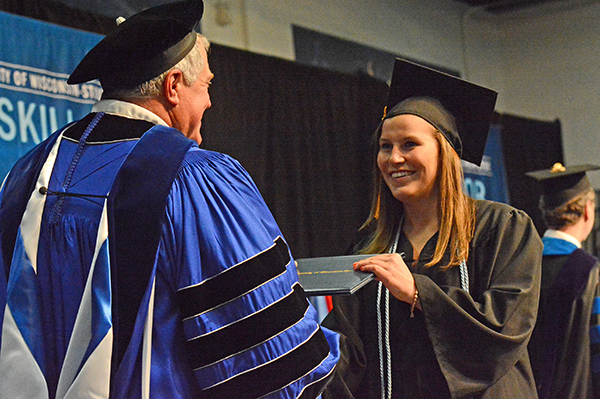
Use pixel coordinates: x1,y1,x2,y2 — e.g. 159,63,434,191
377,114,440,204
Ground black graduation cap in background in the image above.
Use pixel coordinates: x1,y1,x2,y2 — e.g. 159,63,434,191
526,163,600,209
68,0,204,90
384,58,498,166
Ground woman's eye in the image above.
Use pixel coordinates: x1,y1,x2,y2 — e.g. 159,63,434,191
379,142,392,151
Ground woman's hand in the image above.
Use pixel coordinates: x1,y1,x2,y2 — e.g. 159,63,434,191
354,253,417,305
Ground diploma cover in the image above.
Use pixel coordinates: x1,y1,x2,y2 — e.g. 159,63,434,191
296,254,375,296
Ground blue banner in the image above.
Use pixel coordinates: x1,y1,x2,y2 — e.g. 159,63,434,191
462,124,510,204
0,11,103,181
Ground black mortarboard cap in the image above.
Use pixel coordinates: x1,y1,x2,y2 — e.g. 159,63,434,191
68,0,204,89
526,163,600,209
383,58,498,166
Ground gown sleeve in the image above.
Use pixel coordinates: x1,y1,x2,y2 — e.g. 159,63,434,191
319,290,367,399
570,261,600,399
417,202,542,396
160,148,339,398
589,265,600,398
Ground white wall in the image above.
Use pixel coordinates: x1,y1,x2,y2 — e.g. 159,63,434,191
201,0,600,187
476,2,600,187
201,0,469,68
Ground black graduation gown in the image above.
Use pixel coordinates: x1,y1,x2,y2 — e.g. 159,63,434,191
528,246,600,399
322,200,543,399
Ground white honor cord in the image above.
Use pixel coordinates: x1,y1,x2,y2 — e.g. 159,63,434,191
459,258,469,292
377,226,401,399
376,228,469,399
376,282,386,399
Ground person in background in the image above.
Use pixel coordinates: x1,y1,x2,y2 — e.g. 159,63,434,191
321,58,543,398
527,163,600,399
0,0,339,397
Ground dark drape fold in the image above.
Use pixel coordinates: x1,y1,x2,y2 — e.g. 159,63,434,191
202,44,388,257
0,0,114,34
497,113,563,235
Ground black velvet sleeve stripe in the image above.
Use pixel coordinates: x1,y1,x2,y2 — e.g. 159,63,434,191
201,326,332,399
187,283,309,370
297,367,336,399
177,237,290,319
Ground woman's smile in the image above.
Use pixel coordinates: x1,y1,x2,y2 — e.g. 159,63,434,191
378,114,440,203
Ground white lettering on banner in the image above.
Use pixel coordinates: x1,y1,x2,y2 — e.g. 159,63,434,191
0,60,101,104
0,68,11,84
0,96,73,144
464,178,487,200
29,74,82,98
0,97,16,141
13,70,28,87
40,104,48,138
18,100,39,144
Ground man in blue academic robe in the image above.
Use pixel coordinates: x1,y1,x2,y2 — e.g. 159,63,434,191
0,1,339,397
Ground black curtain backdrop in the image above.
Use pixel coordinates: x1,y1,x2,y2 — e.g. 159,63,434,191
0,1,567,256
498,113,563,235
202,44,388,257
0,0,115,34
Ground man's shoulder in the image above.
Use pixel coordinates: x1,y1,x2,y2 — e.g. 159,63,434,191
182,146,242,170
571,247,600,265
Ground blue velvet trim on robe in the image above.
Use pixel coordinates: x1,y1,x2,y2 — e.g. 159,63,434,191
106,125,194,368
542,236,578,256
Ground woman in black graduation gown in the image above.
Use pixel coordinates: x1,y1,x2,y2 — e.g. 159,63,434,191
321,59,543,399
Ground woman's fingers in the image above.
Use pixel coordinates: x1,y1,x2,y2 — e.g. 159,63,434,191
353,253,404,270
352,253,415,303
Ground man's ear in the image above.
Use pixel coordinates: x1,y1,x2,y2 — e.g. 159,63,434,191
584,199,594,221
163,69,184,106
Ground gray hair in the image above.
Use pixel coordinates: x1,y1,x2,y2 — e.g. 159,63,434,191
105,33,210,100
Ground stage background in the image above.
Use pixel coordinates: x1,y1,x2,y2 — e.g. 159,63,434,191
0,10,563,260
0,11,102,181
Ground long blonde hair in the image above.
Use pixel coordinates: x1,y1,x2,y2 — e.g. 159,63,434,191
360,127,475,268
